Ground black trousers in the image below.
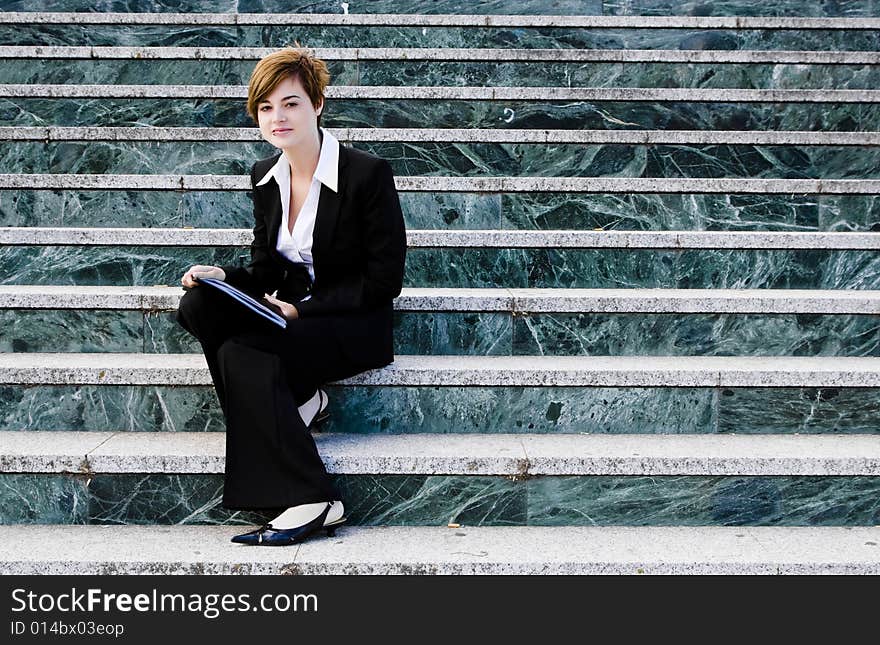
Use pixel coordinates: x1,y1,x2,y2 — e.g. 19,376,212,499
175,285,369,510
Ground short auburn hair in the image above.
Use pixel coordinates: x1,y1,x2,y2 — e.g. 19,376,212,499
245,46,330,126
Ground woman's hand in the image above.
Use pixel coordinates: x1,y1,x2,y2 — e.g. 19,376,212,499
181,265,226,289
264,293,299,320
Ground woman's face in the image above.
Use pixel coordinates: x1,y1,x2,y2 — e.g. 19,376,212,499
257,75,323,151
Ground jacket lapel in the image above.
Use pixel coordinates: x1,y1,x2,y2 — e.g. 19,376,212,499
311,144,348,265
258,153,284,256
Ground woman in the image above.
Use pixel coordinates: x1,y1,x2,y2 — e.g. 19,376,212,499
176,47,407,546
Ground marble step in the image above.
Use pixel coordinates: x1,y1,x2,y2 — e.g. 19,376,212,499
5,175,880,194
4,228,877,249
3,285,878,313
4,84,879,103
1,525,879,575
4,23,878,57
2,13,878,29
2,353,878,387
5,48,876,91
5,431,880,476
6,144,880,180
5,373,876,434
3,191,874,233
7,46,880,64
2,286,877,359
9,98,879,131
2,247,875,290
3,432,879,527
4,127,880,146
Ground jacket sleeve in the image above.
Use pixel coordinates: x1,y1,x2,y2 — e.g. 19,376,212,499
294,158,406,317
219,161,283,296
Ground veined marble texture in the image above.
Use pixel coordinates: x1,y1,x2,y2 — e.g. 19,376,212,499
0,474,89,524
0,246,243,286
6,98,880,131
503,194,880,231
2,310,877,358
403,248,880,289
0,0,604,15
1,247,877,289
509,312,880,357
3,190,875,232
2,384,878,434
6,141,880,180
0,190,500,229
525,475,880,526
603,0,879,17
3,472,880,526
6,59,880,91
0,384,226,432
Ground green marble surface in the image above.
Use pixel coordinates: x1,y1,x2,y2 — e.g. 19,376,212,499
1,310,877,357
6,99,880,131
6,142,880,179
3,472,879,526
6,59,880,90
2,384,878,434
0,190,502,230
4,191,876,232
602,0,879,17
1,247,877,289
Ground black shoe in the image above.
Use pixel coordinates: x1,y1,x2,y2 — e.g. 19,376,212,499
231,502,337,546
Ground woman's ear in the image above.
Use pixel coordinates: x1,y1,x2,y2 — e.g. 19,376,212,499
316,97,324,117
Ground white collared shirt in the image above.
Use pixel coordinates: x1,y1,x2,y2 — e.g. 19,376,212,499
254,127,340,302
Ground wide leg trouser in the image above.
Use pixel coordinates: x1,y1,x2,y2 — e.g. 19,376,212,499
175,285,364,510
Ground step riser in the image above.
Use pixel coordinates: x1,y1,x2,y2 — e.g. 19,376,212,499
2,247,876,289
2,384,876,434
2,310,877,356
3,22,880,49
4,193,877,232
6,142,880,179
10,99,880,131
6,60,880,90
3,472,879,527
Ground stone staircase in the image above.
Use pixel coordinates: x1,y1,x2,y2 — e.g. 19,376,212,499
0,4,879,574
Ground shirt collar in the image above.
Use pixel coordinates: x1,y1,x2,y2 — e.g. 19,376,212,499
255,127,339,193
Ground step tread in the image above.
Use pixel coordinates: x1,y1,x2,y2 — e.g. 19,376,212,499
4,127,880,146
3,227,878,249
3,431,880,476
4,174,880,194
2,285,878,313
1,353,878,387
3,84,879,103
1,525,878,575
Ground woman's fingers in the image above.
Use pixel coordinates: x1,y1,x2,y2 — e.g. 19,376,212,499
181,265,223,288
264,293,298,320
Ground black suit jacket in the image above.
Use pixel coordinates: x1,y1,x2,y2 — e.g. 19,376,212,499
220,143,407,369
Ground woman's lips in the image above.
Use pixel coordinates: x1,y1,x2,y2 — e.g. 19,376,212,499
272,128,292,135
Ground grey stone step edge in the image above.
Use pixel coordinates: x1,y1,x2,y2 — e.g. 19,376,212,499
5,46,879,65
1,12,877,29
1,525,878,575
3,127,880,146
3,227,878,249
3,285,878,314
2,354,879,387
4,176,880,195
3,84,878,103
4,431,880,476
